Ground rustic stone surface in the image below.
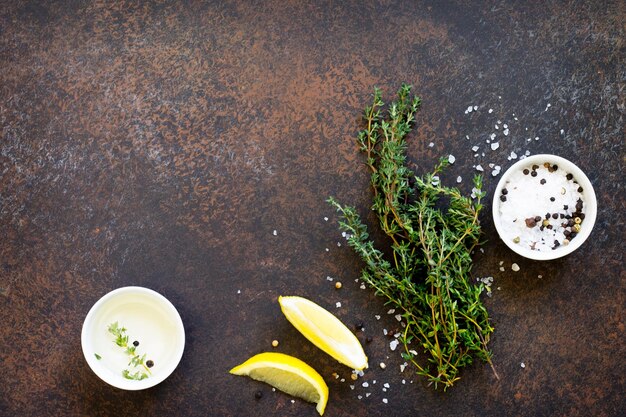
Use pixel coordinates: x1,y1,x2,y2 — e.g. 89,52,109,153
0,1,623,416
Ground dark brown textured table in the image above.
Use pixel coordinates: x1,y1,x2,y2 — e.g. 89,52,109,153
1,1,624,416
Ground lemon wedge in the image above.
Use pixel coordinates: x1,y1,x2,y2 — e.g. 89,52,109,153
230,352,329,415
279,295,368,370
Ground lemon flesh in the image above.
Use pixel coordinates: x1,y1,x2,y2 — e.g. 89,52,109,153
230,352,329,415
279,295,368,370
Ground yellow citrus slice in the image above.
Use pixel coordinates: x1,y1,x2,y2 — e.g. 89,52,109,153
230,352,329,415
279,295,368,370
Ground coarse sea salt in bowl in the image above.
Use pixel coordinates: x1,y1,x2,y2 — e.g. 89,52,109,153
81,286,185,390
492,154,597,261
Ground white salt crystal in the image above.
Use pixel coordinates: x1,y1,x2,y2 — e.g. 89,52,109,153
448,154,456,164
510,151,518,159
394,314,402,322
503,124,508,129
521,362,526,368
491,142,500,150
324,216,328,221
490,133,496,140
503,129,509,136
336,302,342,308
456,176,462,183
472,145,480,152
384,383,390,388
476,164,484,172
272,230,277,236
488,108,493,113
428,142,434,147
382,399,388,404
362,382,369,388
466,105,473,113
387,309,395,314
389,340,399,351
511,263,520,272
473,105,478,111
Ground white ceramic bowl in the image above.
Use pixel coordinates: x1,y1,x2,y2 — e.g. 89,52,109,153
492,154,597,260
81,286,185,390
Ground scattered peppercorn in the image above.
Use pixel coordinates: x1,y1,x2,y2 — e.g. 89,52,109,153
500,195,507,202
552,165,558,171
525,218,536,228
531,171,538,177
577,186,583,193
563,205,568,210
566,173,573,180
532,164,539,170
501,188,508,195
545,213,551,219
553,240,560,248
540,178,547,185
550,197,555,202
543,162,551,169
563,229,571,236
547,225,553,230
534,216,542,222
552,213,558,219
255,390,263,400
133,341,139,347
579,213,585,220
570,232,577,239
523,169,530,175
146,360,154,368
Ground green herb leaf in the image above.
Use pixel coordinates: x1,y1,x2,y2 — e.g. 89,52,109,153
94,353,102,360
328,85,497,390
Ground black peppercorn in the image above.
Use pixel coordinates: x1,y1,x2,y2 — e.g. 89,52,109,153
547,225,553,230
534,216,542,222
563,205,568,210
540,178,547,185
532,164,539,170
501,188,508,195
554,240,560,247
523,169,530,175
531,171,538,177
569,232,577,239
500,195,507,202
560,213,565,218
552,165,558,171
133,341,139,347
568,219,575,227
566,173,573,180
579,213,585,220
577,186,583,193
255,390,263,399
552,213,558,219
146,360,154,368
563,229,571,236
546,213,551,219
550,197,555,202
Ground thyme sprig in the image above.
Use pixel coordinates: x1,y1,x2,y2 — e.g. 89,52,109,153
329,84,497,389
108,321,152,380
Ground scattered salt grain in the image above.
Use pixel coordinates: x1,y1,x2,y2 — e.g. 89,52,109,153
545,103,551,111
475,164,484,172
358,395,363,400
336,302,342,308
509,151,518,160
465,105,473,114
350,385,355,390
383,329,388,335
360,283,366,290
379,362,386,369
491,142,500,151
237,290,241,294
428,142,434,148
490,133,497,140
383,383,390,388
325,248,329,252
387,309,395,314
473,105,478,111
495,124,499,130
503,128,509,136
503,124,508,129
324,216,328,221
394,314,402,322
472,145,480,152
291,400,295,404
456,176,462,183
362,382,369,388
402,379,406,384
272,230,277,236
448,154,456,164
389,340,399,351
326,276,333,281
521,362,526,368
511,263,520,272
375,315,381,320
534,136,539,141
560,129,564,135
400,363,407,372
488,108,493,113
499,267,505,272
538,275,543,279
366,393,371,398
382,398,388,404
